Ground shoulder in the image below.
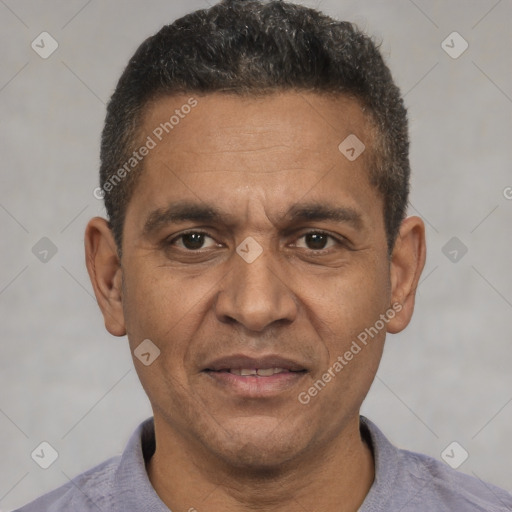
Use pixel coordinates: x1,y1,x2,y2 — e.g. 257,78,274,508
360,417,512,512
13,456,120,512
14,418,158,512
397,447,512,511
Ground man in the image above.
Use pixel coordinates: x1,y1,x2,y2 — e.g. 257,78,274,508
16,0,512,510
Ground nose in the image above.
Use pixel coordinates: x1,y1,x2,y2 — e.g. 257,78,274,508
214,245,298,332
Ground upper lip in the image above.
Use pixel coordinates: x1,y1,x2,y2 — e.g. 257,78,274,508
203,354,308,372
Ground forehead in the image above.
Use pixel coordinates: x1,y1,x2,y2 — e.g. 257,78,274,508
124,91,383,237
141,91,371,160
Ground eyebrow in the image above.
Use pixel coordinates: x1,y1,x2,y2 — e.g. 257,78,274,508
285,203,363,229
142,200,363,237
143,201,227,236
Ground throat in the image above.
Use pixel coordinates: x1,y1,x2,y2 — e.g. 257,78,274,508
146,420,375,512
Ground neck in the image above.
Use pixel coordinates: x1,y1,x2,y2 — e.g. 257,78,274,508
147,415,375,512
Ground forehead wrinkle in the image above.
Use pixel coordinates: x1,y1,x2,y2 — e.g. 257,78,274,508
168,145,323,157
175,144,297,155
182,167,308,175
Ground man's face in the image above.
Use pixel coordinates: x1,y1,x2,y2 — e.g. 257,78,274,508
116,92,396,468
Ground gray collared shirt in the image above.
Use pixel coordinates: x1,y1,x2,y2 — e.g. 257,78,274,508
15,416,512,511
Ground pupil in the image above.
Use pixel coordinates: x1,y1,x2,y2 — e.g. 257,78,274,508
180,233,328,250
183,233,204,250
306,233,327,250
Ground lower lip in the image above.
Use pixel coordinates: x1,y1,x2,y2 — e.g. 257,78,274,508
203,370,307,397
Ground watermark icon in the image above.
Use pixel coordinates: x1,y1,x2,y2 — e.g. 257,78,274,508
134,339,161,366
441,31,468,60
31,441,59,469
32,237,58,263
298,302,402,405
338,134,365,161
503,186,512,200
236,236,263,263
442,236,468,263
441,441,469,469
93,97,198,200
31,32,59,59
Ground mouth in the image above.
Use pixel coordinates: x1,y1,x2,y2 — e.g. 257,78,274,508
214,368,303,376
202,355,308,397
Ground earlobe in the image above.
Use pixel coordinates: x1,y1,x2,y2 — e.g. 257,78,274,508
84,217,127,337
386,216,426,334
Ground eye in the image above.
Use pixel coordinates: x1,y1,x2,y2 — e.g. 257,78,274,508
168,231,218,251
166,230,345,253
294,231,340,251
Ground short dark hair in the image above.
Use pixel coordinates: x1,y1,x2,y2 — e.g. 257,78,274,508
100,0,409,258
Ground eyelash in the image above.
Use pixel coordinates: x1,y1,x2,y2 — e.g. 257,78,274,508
165,229,346,253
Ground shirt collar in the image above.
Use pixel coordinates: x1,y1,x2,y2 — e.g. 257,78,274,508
358,416,400,510
113,417,169,512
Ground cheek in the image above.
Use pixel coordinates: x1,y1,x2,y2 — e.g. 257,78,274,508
122,264,185,348
122,262,220,366
301,265,389,418
311,255,391,341
304,255,390,403
330,258,390,384
121,265,204,409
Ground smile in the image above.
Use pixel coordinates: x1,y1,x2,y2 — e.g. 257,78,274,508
220,368,294,376
203,365,307,397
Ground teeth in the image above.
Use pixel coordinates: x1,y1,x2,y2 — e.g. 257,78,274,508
229,368,287,376
256,368,275,376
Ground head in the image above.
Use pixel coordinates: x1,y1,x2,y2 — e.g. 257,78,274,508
99,0,410,259
86,0,425,473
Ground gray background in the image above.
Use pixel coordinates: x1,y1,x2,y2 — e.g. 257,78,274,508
1,0,511,510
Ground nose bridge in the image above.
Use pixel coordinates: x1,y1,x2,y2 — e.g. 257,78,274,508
215,244,297,332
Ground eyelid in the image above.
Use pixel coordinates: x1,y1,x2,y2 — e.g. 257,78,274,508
166,230,219,248
292,229,347,250
165,228,347,252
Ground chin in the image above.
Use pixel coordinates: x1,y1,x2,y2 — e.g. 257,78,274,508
207,416,309,473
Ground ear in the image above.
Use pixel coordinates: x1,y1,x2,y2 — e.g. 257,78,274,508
84,217,126,337
386,216,426,334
